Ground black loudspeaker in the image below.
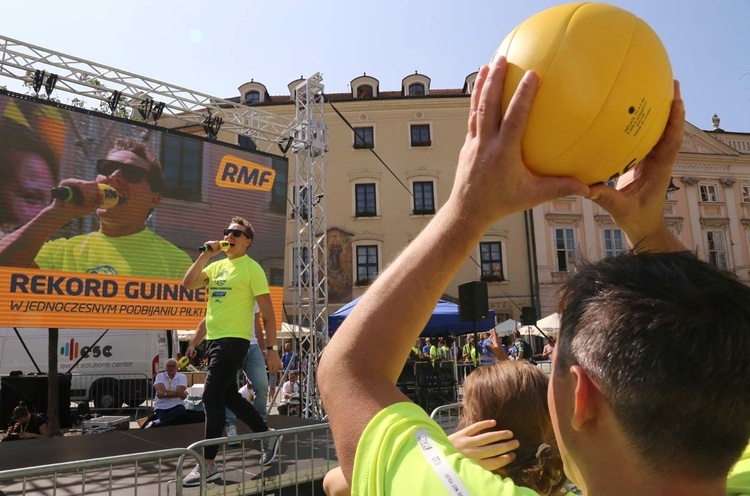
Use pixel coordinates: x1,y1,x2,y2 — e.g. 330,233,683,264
458,281,489,322
521,306,537,326
0,375,71,430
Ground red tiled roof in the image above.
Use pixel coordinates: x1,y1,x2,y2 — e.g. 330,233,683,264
225,88,468,107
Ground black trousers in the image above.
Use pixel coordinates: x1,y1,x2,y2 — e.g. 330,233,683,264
203,337,267,460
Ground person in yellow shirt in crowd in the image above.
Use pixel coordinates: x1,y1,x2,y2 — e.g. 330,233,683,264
318,57,750,495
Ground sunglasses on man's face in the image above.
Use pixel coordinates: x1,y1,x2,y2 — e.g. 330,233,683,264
96,160,148,183
224,228,248,238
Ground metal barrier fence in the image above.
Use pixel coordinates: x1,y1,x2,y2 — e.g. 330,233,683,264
180,422,336,495
0,422,337,495
70,372,153,411
0,448,203,496
429,402,463,434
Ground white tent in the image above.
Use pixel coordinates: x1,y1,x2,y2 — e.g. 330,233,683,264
279,322,312,339
535,313,560,334
177,323,311,342
494,319,521,336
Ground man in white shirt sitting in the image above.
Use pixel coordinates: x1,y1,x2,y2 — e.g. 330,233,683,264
146,358,188,428
277,371,300,416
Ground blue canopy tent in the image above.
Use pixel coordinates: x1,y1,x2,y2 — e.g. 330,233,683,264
328,296,495,337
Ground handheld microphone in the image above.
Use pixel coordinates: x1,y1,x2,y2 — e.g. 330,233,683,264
198,240,231,253
51,184,123,210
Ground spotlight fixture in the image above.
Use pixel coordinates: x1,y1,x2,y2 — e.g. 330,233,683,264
202,113,223,140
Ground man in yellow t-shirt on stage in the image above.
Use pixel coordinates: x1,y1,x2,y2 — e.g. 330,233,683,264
181,216,283,487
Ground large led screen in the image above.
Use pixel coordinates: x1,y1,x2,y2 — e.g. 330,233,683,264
0,90,288,330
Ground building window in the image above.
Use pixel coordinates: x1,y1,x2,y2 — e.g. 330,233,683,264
555,228,577,272
160,134,202,202
410,124,431,147
706,230,728,270
245,91,260,104
356,85,373,99
479,241,504,282
355,183,377,217
603,228,625,257
741,185,750,203
353,127,374,149
292,247,310,286
408,83,425,96
413,181,435,214
356,245,379,284
699,184,718,202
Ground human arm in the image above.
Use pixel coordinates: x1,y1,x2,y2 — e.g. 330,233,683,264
18,416,49,439
255,312,266,352
486,329,508,361
256,293,281,374
181,245,222,290
186,320,207,358
587,80,687,253
0,179,107,267
153,374,187,399
318,57,589,483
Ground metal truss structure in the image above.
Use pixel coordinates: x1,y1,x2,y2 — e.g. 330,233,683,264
0,35,295,153
290,74,329,419
0,36,330,418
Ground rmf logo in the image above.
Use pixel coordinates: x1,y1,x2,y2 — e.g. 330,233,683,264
215,155,276,192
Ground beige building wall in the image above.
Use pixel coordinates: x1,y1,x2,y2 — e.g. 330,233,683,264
532,120,750,317
166,77,750,326
233,74,535,322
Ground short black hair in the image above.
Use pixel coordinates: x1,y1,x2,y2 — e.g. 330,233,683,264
109,137,164,194
556,251,750,479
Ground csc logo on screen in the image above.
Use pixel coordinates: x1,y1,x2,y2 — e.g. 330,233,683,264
215,155,276,192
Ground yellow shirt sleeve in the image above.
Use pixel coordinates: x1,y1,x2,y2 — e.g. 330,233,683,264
352,401,538,495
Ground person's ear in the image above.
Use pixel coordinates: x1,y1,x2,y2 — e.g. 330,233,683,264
569,365,599,431
150,192,162,209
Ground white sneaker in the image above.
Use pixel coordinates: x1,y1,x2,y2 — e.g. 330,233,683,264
225,424,238,438
182,463,221,487
226,424,242,448
261,428,283,465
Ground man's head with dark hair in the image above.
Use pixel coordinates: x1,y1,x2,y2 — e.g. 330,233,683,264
551,251,750,485
108,137,164,194
96,137,164,226
230,216,255,241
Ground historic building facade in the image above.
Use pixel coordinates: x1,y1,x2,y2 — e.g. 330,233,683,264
234,73,536,321
177,75,749,324
531,119,750,316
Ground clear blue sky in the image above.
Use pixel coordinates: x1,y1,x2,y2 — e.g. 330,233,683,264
1,0,748,131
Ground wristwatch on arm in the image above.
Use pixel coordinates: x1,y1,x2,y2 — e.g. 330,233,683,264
267,345,278,352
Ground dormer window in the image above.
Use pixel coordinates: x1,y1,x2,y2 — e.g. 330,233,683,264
402,73,431,97
463,71,479,95
245,91,260,105
408,83,425,96
357,85,374,99
238,81,268,104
